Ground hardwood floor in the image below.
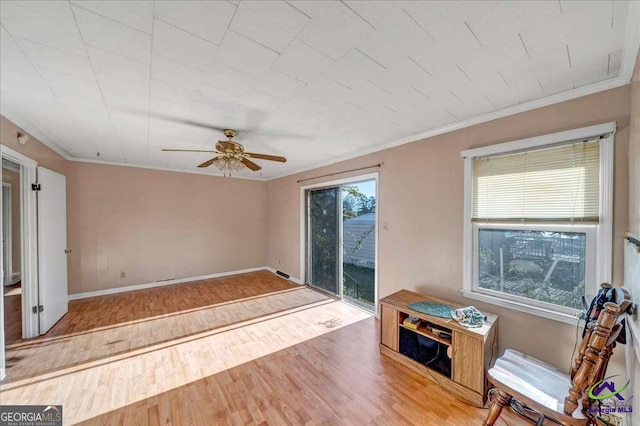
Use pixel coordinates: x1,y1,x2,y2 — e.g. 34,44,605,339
3,270,303,382
1,270,525,425
49,270,300,336
3,281,21,345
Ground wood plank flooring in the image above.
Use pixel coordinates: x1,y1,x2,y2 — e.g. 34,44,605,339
3,281,22,345
51,270,300,336
1,270,525,425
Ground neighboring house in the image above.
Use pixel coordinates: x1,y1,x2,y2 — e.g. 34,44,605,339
343,213,375,269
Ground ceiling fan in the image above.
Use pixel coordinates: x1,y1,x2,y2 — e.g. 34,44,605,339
161,129,286,174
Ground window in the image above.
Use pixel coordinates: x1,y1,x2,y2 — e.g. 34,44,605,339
461,123,614,323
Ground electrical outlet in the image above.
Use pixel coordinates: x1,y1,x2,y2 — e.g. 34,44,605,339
120,271,125,278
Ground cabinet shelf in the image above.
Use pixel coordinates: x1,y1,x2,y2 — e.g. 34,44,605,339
398,324,452,346
380,290,498,408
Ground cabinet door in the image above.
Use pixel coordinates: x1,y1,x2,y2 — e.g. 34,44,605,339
452,331,483,392
380,305,398,351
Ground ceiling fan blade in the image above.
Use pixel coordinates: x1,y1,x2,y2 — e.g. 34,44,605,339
161,149,217,153
244,152,287,162
197,157,219,168
119,108,307,138
146,112,230,132
241,157,262,171
182,119,229,132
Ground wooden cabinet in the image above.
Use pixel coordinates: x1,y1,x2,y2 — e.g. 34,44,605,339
379,290,498,407
380,305,398,351
452,331,484,392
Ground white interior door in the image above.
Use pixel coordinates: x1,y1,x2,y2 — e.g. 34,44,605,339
37,167,68,334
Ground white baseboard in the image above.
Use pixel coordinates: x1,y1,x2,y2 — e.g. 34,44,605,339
68,266,292,301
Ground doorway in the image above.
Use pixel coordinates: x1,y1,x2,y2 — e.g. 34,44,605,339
2,160,22,346
0,153,70,380
1,146,41,381
304,174,378,314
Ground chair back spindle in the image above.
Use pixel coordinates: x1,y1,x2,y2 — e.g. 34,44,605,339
564,302,620,415
571,323,593,379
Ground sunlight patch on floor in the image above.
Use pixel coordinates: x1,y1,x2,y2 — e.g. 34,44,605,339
7,287,305,350
3,288,330,382
0,300,371,424
3,283,21,297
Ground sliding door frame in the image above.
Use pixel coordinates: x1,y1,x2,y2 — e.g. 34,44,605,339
299,172,379,315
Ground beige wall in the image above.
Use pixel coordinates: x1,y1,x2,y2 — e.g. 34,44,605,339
267,85,631,372
66,162,268,295
2,169,21,276
2,114,270,296
1,74,635,371
630,52,640,236
0,115,67,175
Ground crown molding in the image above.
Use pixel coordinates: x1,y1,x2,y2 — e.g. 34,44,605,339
67,157,268,181
3,2,638,183
6,69,636,184
269,75,632,180
269,4,640,181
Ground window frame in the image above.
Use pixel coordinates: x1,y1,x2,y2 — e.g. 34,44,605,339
461,122,615,324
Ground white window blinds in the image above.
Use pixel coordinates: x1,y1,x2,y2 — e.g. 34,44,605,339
472,140,600,223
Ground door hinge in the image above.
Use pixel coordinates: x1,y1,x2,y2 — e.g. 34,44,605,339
31,183,41,191
31,305,43,314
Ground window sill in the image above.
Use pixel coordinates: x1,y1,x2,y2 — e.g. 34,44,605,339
461,290,583,326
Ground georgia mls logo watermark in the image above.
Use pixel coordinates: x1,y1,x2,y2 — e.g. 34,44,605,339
587,375,633,414
0,405,62,426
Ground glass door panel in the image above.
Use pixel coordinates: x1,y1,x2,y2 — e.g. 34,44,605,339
342,180,376,311
308,187,340,295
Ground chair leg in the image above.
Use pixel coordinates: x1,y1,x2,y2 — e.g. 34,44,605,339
483,389,512,426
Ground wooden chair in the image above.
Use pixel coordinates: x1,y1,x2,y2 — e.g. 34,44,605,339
483,293,630,426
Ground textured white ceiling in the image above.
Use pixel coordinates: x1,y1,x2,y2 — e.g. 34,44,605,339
0,1,637,179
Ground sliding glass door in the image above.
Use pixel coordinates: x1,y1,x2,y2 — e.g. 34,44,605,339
341,181,376,311
306,179,377,312
308,187,340,295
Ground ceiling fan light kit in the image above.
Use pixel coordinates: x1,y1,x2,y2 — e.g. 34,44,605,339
213,156,245,176
161,127,286,177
